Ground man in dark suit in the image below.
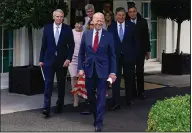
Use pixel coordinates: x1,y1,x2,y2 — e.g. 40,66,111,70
127,6,150,100
78,12,116,132
39,9,75,117
108,7,137,110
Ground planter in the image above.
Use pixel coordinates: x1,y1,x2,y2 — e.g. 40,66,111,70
161,51,191,75
9,65,44,95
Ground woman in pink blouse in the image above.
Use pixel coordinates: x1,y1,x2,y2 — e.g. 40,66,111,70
68,16,84,107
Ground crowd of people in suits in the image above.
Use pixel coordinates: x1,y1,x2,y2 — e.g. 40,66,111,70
39,2,150,132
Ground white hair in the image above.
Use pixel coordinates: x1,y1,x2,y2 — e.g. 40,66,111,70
85,4,95,12
93,12,104,19
53,9,64,18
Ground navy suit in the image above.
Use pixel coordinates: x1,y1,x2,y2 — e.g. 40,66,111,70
39,23,75,109
108,20,137,105
78,29,116,127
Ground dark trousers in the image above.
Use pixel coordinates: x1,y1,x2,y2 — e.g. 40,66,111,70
85,65,107,127
133,55,145,96
43,58,68,109
112,55,135,105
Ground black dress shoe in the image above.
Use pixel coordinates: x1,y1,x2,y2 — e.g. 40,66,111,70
42,109,50,118
109,104,121,111
95,126,102,132
126,100,133,106
93,121,103,127
54,106,63,114
139,93,147,100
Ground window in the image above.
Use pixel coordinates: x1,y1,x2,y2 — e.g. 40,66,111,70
142,2,157,59
1,27,13,73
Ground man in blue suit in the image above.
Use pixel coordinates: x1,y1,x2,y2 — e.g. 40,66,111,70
39,9,75,117
108,7,137,110
78,12,116,132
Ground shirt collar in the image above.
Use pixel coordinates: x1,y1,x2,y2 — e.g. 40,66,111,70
131,17,137,23
54,22,62,28
117,21,125,27
93,28,102,35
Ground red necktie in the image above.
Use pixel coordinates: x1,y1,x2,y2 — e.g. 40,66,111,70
93,31,99,52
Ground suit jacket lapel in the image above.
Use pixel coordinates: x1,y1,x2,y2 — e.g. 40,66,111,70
51,24,57,47
88,30,93,51
96,29,105,53
122,22,129,42
57,24,64,47
115,23,121,43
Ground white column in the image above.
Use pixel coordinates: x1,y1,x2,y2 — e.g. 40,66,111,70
19,27,29,66
13,29,21,66
33,28,43,65
64,0,71,25
157,19,166,62
176,20,190,54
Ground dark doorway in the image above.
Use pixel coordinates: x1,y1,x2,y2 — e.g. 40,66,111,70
70,0,87,28
89,0,113,13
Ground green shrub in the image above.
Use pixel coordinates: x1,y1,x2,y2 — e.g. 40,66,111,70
147,94,190,132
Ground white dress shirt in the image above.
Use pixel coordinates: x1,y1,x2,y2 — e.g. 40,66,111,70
92,28,102,47
117,21,125,37
53,22,62,37
131,18,137,24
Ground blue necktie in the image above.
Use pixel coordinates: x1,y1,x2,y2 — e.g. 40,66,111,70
119,24,123,42
55,26,59,45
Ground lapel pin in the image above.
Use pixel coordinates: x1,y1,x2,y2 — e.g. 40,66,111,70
102,34,104,36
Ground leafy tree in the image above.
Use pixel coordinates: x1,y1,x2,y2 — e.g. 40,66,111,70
151,0,190,54
0,0,69,66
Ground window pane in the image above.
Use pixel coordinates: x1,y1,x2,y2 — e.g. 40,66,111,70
143,3,149,18
3,50,13,73
151,22,157,40
150,40,157,58
3,29,13,49
151,11,157,20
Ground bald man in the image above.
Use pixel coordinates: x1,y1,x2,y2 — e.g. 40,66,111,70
78,13,116,132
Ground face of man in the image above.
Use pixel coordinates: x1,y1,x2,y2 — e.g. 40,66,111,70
128,7,137,19
86,9,94,18
116,11,126,23
54,12,64,25
104,3,111,12
93,13,104,31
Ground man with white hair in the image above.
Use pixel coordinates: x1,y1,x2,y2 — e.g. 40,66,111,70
39,9,75,118
83,4,107,31
78,12,116,132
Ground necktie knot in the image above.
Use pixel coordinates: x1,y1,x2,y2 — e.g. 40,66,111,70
96,31,99,35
